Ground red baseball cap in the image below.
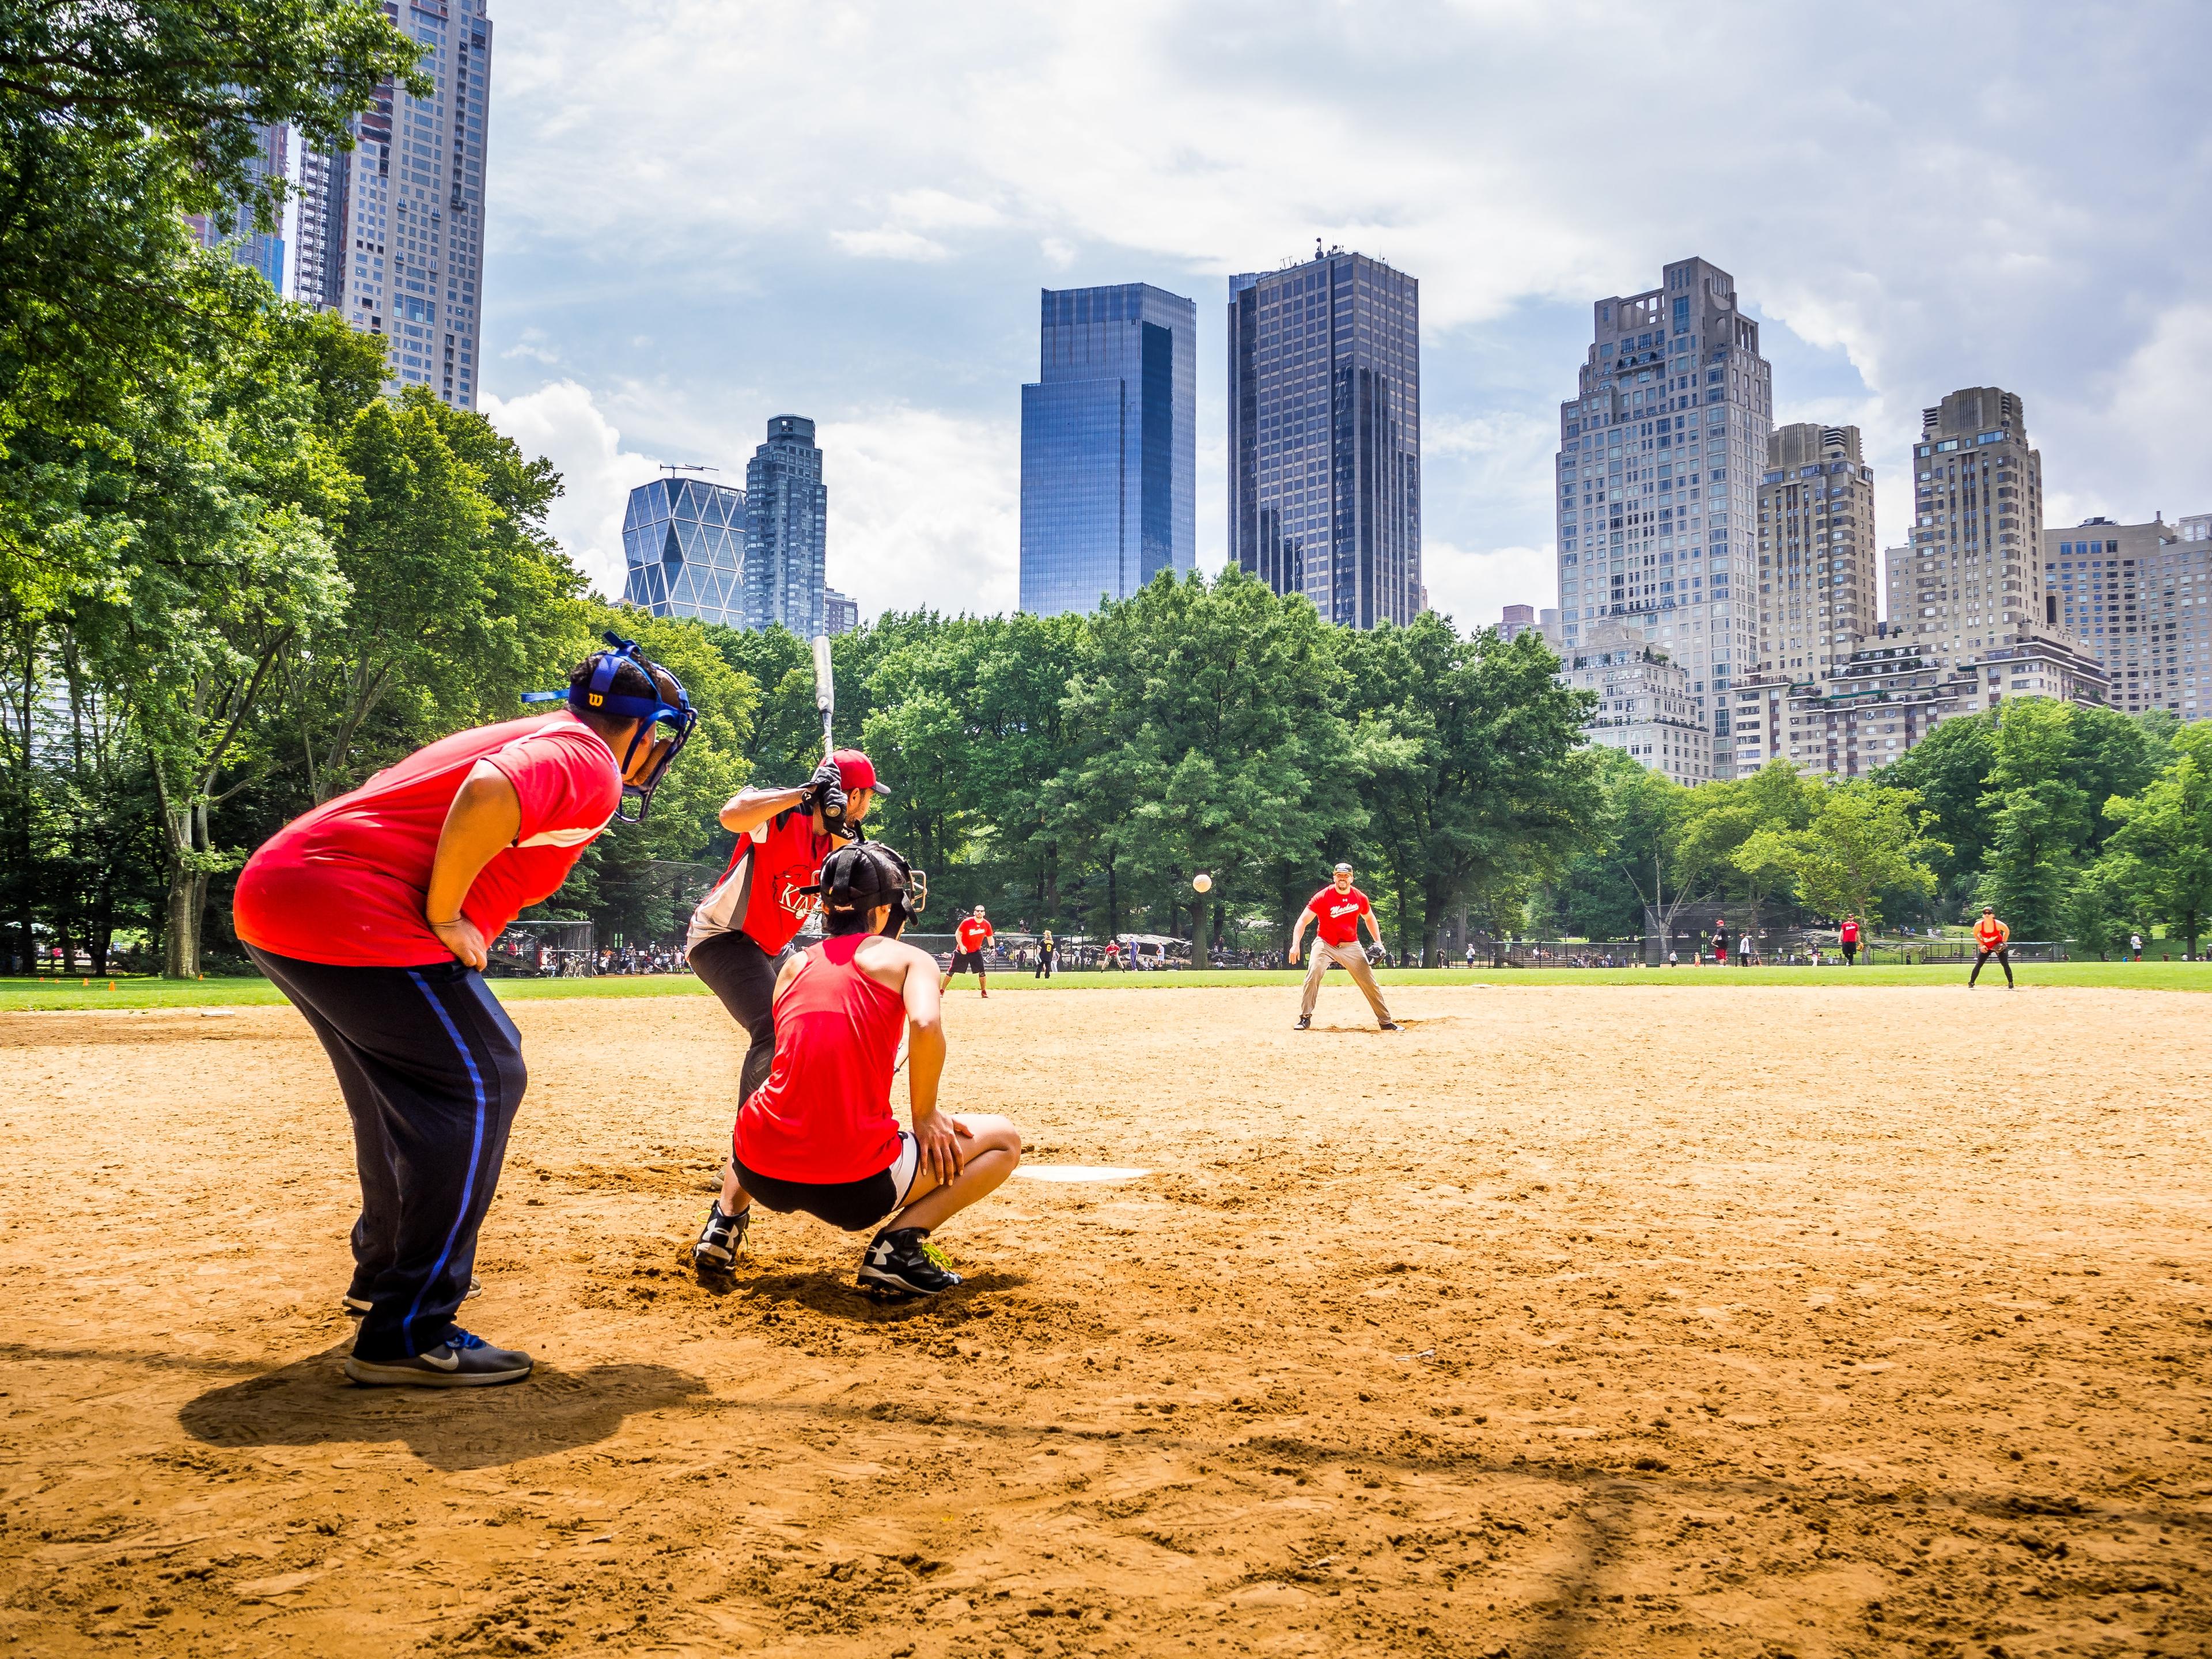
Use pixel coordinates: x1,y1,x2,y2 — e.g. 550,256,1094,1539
832,748,889,796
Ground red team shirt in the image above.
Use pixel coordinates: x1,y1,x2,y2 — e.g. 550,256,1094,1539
1840,920,1860,945
735,934,907,1183
956,916,994,953
1309,885,1372,946
688,807,838,955
234,714,622,968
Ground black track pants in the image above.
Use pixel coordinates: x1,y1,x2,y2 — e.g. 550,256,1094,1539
1970,946,2013,987
248,946,527,1362
688,930,787,1108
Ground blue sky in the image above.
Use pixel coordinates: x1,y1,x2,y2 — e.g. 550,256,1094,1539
476,0,2212,630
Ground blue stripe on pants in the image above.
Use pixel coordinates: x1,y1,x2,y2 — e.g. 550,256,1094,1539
246,946,528,1361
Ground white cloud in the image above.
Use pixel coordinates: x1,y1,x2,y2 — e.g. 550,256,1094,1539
479,380,660,599
830,228,950,263
817,406,1019,619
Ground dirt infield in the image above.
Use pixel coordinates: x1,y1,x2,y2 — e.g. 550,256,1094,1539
3,981,2208,1657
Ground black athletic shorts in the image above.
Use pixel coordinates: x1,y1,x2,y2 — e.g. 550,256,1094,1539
947,949,986,975
734,1132,918,1233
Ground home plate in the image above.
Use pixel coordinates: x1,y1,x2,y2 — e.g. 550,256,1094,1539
1014,1165,1152,1183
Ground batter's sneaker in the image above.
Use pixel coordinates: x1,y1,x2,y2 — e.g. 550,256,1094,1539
691,1200,751,1277
1294,1016,1311,1030
858,1228,962,1297
342,1275,479,1317
343,1330,532,1388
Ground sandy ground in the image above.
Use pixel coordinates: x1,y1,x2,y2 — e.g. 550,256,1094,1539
2,979,2209,1659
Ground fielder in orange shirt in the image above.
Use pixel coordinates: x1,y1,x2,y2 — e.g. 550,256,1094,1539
1969,906,2013,989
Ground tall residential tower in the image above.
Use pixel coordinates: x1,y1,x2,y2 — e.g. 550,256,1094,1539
1553,257,1771,777
1018,283,1196,616
1755,424,1877,676
743,416,829,638
1899,387,2044,656
291,0,493,410
1229,249,1421,629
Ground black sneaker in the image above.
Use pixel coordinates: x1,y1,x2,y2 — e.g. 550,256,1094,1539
343,1274,479,1317
858,1228,962,1297
1379,1020,1402,1032
691,1200,751,1276
1294,1016,1310,1030
343,1329,532,1388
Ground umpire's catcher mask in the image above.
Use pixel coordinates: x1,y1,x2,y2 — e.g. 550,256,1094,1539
803,842,928,938
522,632,697,824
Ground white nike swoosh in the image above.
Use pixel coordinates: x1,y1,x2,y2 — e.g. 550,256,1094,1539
419,1348,460,1371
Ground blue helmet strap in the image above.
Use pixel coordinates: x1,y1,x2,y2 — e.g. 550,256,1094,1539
526,632,698,824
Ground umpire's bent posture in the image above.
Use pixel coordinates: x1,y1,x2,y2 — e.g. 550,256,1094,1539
233,638,695,1386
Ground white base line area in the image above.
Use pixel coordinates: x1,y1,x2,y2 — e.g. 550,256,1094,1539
1013,1165,1153,1183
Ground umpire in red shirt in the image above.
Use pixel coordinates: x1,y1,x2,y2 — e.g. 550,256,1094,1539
687,749,886,1270
233,637,696,1387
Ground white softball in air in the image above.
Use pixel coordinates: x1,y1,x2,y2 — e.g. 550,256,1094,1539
1192,872,1212,893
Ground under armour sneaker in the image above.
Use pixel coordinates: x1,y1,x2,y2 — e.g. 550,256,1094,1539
691,1199,751,1277
342,1274,479,1317
342,1329,532,1388
857,1228,962,1297
1294,1016,1311,1031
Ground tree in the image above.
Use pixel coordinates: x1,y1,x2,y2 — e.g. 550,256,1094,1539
1977,699,2092,940
2094,725,2212,959
1676,759,1821,938
1345,613,1601,961
1734,781,1946,929
286,388,586,801
1,0,423,612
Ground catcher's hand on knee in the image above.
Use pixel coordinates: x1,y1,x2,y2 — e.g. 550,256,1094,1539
913,1107,971,1185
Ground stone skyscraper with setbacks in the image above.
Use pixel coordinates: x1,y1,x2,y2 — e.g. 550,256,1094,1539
1554,257,1771,779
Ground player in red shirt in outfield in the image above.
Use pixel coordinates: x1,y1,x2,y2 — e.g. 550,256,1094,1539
703,842,1022,1296
1839,915,1862,966
1969,906,2013,989
1287,862,1400,1032
234,637,696,1387
943,905,995,997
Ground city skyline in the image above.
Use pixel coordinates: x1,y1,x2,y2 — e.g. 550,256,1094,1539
434,6,2204,634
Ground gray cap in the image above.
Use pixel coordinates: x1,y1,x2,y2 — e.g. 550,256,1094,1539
1332,862,1354,874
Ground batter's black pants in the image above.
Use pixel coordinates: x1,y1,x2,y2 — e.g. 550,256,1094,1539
248,946,527,1362
1970,946,2013,987
688,930,787,1108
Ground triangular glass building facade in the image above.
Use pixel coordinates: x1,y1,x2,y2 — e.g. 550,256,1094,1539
621,475,747,628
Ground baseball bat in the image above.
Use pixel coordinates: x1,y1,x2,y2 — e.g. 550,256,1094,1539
810,634,835,762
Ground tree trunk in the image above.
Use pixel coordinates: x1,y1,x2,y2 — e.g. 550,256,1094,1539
163,859,202,979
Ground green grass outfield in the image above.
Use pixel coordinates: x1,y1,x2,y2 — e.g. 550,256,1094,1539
6,959,2209,1012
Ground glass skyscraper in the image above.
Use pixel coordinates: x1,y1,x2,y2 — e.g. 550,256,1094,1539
292,0,493,409
1228,249,1421,629
1552,257,1771,777
1019,283,1196,616
621,474,747,628
743,415,829,637
185,122,291,293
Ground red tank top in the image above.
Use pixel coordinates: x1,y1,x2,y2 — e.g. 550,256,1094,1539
734,934,907,1183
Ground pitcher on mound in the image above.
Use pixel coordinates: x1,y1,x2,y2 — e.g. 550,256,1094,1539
1287,862,1400,1032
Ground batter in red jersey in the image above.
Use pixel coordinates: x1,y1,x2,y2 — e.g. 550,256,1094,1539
1287,862,1399,1032
688,749,889,1272
942,904,995,997
696,842,1023,1297
234,637,696,1387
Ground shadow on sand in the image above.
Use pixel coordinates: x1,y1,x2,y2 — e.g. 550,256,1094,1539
179,1341,710,1471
